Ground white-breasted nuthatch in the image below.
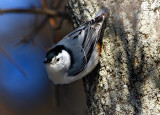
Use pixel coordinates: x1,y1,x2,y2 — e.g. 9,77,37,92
44,7,109,84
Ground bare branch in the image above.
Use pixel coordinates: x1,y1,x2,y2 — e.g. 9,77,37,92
16,17,49,45
0,46,27,77
0,8,69,18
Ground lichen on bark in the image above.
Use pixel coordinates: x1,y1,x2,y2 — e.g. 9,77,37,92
67,0,160,114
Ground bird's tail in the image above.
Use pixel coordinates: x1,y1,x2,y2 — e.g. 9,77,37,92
93,7,109,44
95,6,109,18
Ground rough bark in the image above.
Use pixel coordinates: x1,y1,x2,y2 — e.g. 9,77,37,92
67,0,160,114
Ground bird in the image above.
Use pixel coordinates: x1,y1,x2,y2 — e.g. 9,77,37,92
44,7,109,84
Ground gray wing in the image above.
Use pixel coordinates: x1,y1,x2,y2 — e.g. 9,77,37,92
57,37,86,76
59,14,106,76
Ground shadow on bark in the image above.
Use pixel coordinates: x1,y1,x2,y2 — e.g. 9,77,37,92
68,1,160,114
83,3,144,114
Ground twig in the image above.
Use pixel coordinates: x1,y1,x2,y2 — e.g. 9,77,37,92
0,8,70,19
16,16,49,45
41,0,59,43
0,46,27,77
55,6,69,30
41,0,57,28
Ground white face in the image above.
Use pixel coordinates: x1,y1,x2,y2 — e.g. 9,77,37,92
47,50,71,72
45,49,72,84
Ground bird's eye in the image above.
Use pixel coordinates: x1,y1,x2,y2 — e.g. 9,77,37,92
56,58,59,61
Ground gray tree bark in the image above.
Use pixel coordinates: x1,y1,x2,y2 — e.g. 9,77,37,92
67,0,160,114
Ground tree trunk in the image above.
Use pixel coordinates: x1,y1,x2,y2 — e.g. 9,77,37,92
67,0,160,114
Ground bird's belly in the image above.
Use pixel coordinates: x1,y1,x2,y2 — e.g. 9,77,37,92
45,65,69,84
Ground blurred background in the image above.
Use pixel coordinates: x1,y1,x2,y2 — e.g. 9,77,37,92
0,0,87,115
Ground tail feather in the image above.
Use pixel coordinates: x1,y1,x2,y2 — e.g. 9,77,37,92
93,7,109,45
95,6,109,18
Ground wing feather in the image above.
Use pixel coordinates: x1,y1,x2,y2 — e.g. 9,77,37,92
59,14,106,76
